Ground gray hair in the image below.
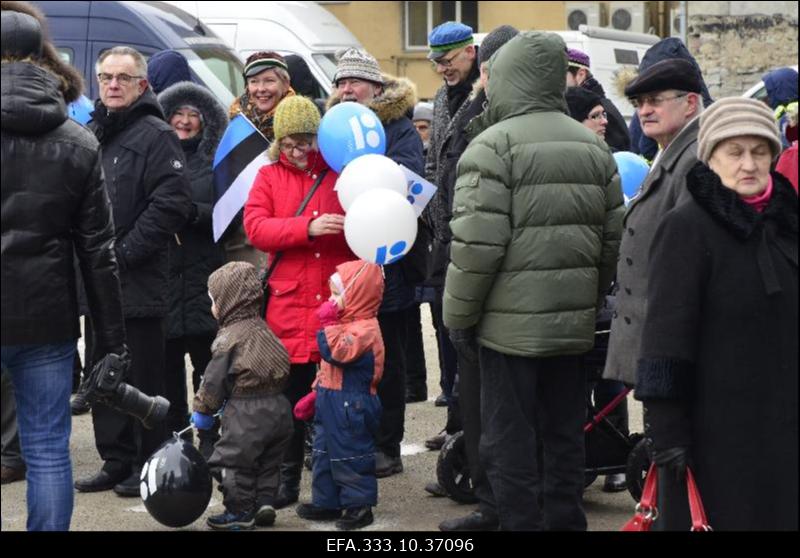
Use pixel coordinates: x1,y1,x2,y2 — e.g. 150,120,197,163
95,46,148,78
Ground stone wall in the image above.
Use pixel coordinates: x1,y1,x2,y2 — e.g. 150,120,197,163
687,11,798,99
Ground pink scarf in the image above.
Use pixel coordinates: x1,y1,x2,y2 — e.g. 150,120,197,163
740,175,773,213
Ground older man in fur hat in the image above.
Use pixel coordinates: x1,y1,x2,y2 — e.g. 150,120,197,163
327,48,425,479
603,58,706,392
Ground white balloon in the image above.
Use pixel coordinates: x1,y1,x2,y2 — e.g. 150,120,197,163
335,154,408,211
344,189,417,264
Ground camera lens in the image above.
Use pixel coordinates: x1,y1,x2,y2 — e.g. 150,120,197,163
114,383,170,429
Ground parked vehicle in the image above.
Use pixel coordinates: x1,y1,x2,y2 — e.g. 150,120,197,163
34,0,244,106
164,1,363,99
475,25,660,123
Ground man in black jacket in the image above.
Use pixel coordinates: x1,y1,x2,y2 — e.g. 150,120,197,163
1,2,127,530
567,48,631,153
73,46,191,497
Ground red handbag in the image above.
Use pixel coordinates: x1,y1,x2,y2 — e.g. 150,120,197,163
622,463,712,531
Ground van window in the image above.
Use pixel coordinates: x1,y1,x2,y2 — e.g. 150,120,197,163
312,53,338,84
56,48,73,65
188,47,244,97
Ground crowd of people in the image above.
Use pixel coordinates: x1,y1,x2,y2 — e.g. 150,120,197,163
1,0,797,533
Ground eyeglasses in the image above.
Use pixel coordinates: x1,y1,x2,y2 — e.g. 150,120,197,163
279,139,313,154
432,48,464,69
97,73,143,85
587,111,608,121
630,93,688,109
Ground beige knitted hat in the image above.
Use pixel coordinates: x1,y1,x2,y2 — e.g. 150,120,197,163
698,97,782,164
333,48,384,85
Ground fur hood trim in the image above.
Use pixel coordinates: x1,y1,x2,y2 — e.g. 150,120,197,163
612,66,639,101
157,81,229,162
326,73,417,124
1,1,83,103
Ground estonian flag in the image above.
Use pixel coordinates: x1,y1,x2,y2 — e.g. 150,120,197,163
212,115,272,242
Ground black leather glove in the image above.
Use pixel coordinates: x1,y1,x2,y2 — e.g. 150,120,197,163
449,326,478,364
652,446,690,483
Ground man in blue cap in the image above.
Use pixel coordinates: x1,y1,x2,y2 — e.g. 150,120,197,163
422,21,479,448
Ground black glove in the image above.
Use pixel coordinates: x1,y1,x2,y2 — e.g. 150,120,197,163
652,446,690,483
449,326,478,364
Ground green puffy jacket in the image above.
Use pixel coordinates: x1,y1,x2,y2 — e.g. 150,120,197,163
442,31,624,357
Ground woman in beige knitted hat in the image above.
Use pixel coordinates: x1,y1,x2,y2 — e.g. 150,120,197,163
242,96,355,514
633,97,797,531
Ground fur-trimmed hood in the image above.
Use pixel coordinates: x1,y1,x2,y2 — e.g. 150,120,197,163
326,73,417,125
158,81,228,162
1,1,83,103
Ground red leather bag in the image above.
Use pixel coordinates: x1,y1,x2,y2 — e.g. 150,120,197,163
622,464,712,531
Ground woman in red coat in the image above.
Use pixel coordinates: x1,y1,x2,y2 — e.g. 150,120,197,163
244,95,354,513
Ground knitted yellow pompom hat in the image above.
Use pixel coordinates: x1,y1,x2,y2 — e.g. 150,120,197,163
273,96,320,142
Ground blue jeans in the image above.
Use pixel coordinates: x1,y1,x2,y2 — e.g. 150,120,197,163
1,342,75,531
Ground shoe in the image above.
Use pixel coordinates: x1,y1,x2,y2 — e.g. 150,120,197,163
602,473,627,493
424,481,448,498
70,390,91,415
254,504,276,527
113,470,141,497
207,508,255,530
439,511,499,531
273,484,299,510
374,452,403,478
75,468,129,493
336,506,374,530
434,392,448,407
405,390,428,404
425,430,447,451
0,465,25,485
296,503,342,521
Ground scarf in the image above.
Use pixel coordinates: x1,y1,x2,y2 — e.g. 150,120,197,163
740,175,774,213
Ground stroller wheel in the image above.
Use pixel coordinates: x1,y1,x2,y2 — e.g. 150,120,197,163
436,431,478,505
625,436,651,502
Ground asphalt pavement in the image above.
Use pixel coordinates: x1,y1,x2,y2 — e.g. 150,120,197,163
1,306,642,532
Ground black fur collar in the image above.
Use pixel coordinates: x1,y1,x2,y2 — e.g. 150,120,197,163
686,162,798,241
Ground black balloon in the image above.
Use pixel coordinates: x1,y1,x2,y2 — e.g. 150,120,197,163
140,435,212,528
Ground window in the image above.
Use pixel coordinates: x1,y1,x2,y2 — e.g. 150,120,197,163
405,1,479,50
56,47,73,64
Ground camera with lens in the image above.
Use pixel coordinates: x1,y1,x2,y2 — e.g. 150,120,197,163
84,349,170,429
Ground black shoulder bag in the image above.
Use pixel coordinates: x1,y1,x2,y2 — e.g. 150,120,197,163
259,169,329,317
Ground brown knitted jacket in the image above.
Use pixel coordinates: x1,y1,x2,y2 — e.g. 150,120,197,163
193,262,289,413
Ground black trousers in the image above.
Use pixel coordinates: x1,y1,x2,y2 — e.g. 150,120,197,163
404,304,428,399
278,362,317,490
479,347,587,531
451,340,495,518
376,310,408,457
90,317,169,475
164,335,214,433
431,291,457,400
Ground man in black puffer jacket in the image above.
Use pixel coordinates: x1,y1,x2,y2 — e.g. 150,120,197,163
73,46,191,497
1,1,127,530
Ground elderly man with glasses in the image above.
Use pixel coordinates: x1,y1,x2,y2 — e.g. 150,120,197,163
73,45,191,497
603,58,706,393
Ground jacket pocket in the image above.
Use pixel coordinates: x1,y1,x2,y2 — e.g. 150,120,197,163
268,279,299,297
266,279,302,340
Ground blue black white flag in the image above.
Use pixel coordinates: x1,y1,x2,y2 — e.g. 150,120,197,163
212,115,272,242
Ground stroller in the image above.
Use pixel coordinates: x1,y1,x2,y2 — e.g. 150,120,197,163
436,295,652,504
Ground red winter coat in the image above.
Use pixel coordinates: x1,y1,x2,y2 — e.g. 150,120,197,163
244,151,354,364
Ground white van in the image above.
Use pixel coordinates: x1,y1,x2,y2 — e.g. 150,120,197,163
164,1,362,99
475,25,659,123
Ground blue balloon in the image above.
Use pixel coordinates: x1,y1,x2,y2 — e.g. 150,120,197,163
613,151,650,205
318,102,386,172
68,95,94,126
